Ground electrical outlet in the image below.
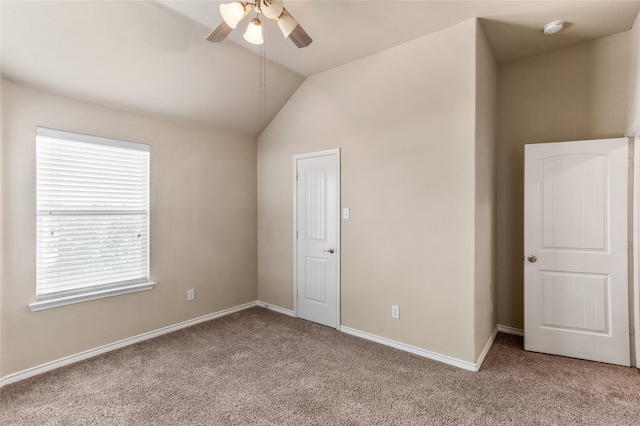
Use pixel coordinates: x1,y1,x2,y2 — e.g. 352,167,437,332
187,289,195,301
391,305,400,319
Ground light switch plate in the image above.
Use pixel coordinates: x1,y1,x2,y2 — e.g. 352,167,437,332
391,305,400,319
343,207,350,219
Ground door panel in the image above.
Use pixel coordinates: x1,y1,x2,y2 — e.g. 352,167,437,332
305,257,327,303
524,138,630,366
295,151,339,328
541,155,607,251
540,271,608,333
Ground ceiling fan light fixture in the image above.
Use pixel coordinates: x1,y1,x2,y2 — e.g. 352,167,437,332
260,0,284,20
207,0,311,48
243,18,264,45
277,9,298,38
220,2,250,29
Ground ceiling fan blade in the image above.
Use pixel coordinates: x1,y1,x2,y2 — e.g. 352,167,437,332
288,24,312,48
206,21,233,43
279,8,312,48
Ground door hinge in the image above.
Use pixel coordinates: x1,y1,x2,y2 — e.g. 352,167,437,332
630,324,634,336
296,288,299,299
629,241,633,251
296,231,298,239
296,172,298,181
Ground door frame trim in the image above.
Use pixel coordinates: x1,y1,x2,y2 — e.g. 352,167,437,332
633,137,640,368
292,148,341,329
627,119,640,368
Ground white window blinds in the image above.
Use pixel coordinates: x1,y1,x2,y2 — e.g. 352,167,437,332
36,127,150,300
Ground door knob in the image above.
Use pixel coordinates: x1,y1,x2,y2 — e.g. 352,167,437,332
323,248,335,254
527,255,537,263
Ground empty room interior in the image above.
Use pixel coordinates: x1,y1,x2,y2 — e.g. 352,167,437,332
1,0,640,423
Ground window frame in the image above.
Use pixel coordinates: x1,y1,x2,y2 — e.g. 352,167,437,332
30,127,154,312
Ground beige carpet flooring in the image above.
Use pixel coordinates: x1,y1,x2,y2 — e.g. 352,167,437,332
1,307,639,425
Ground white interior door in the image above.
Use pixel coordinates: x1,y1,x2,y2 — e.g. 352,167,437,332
524,138,630,366
294,150,340,328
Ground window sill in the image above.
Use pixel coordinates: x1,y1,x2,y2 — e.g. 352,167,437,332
28,282,156,312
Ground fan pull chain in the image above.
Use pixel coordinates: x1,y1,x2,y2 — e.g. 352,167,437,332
260,33,266,123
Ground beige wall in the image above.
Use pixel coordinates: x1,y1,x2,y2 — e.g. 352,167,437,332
258,19,495,363
629,12,640,130
474,24,498,359
0,78,257,376
496,32,632,329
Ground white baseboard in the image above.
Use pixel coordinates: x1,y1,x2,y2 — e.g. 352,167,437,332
256,300,296,317
0,301,257,388
259,305,496,372
340,326,486,372
1,302,507,387
497,324,524,336
476,327,498,369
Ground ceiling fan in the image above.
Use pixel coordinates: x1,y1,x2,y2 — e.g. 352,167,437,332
207,0,312,48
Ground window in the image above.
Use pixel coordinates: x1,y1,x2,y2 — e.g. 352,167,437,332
31,127,153,311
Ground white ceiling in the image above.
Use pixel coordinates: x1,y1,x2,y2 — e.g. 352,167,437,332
2,1,639,137
161,0,640,74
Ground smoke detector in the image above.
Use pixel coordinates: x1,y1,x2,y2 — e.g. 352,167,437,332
543,20,565,35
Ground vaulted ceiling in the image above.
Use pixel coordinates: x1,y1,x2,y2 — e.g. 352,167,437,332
2,1,639,137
